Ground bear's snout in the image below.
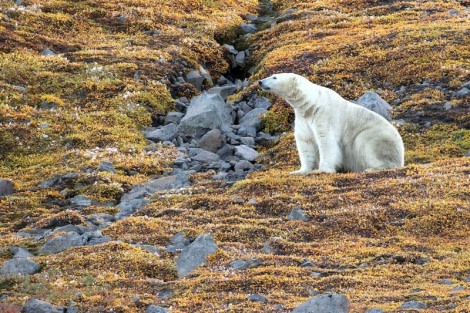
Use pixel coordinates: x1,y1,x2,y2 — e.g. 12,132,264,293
258,80,270,90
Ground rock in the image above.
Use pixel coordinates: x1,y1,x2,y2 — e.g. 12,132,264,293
146,305,169,313
235,51,246,66
440,278,454,285
164,112,184,125
67,301,79,313
185,70,204,91
222,44,238,55
237,125,257,137
85,231,111,246
0,179,14,196
41,100,58,110
70,195,92,207
451,286,466,291
234,145,258,162
207,85,238,100
449,9,460,16
239,108,267,130
177,93,232,136
176,234,218,278
292,294,349,313
42,48,55,56
38,231,87,255
248,294,268,303
199,67,213,87
454,87,470,99
52,224,89,235
146,123,178,142
249,96,272,110
0,253,41,275
116,199,150,220
234,160,254,172
287,207,309,221
399,301,427,309
466,276,470,283
133,243,160,255
16,229,52,241
365,309,384,313
356,91,391,121
192,150,220,164
240,23,257,34
240,137,255,146
199,129,224,153
22,299,64,313
40,174,62,188
166,231,191,253
87,213,115,226
230,258,263,270
97,161,116,173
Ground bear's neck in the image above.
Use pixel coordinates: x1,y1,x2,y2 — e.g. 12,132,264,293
285,88,319,117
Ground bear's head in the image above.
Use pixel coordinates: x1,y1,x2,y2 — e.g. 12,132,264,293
258,73,299,98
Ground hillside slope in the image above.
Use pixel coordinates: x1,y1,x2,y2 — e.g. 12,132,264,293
1,0,470,312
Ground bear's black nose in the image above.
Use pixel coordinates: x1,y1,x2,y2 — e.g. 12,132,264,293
258,80,263,86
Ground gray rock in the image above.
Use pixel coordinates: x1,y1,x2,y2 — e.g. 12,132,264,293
207,85,238,100
12,85,27,93
177,93,232,136
449,9,460,16
16,229,52,241
237,125,257,137
199,67,213,87
234,145,258,162
287,207,309,221
164,112,184,125
239,108,267,130
40,101,58,110
250,96,272,110
38,231,87,255
440,278,454,285
176,234,217,278
87,213,115,226
466,275,470,283
67,301,79,313
451,286,466,291
199,129,224,153
146,123,178,142
231,258,263,270
235,51,246,67
133,243,160,255
356,91,391,121
185,70,204,91
192,150,220,163
10,247,34,258
248,294,267,303
0,179,14,196
97,161,116,173
116,199,150,219
146,305,169,313
52,224,89,235
240,23,257,34
70,195,92,207
42,48,55,56
234,160,254,172
455,87,470,99
365,309,384,313
399,301,427,309
40,175,62,188
223,44,238,55
166,231,191,253
292,294,349,313
84,231,111,246
22,299,64,313
240,137,255,147
0,256,41,275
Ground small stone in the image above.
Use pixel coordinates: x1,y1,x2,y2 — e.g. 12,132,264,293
248,199,258,205
185,70,204,91
231,195,244,203
41,48,55,56
239,108,267,130
449,9,460,16
38,231,87,255
70,195,92,207
116,199,150,220
455,87,470,99
146,305,169,313
240,23,257,34
451,286,466,292
248,294,268,303
97,161,116,173
415,257,430,265
0,179,14,196
399,301,427,310
230,259,249,270
365,309,384,313
443,102,452,110
292,294,349,313
192,150,220,163
287,207,309,221
300,260,315,267
207,85,238,100
234,145,258,162
234,160,254,172
133,243,160,255
440,279,454,285
250,96,272,110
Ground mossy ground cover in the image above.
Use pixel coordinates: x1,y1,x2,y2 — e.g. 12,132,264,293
1,0,470,312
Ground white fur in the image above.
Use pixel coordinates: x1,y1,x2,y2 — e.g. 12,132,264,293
259,73,404,174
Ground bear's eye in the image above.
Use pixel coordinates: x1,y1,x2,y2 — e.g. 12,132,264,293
273,76,277,80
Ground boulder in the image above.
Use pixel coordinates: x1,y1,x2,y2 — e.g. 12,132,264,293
116,199,150,220
192,150,220,163
146,123,178,142
287,207,309,221
356,91,391,121
22,299,64,313
185,70,204,91
164,112,184,125
177,93,232,136
239,108,267,130
97,161,116,173
292,294,349,313
0,179,14,196
38,231,87,255
399,301,427,310
207,85,237,100
146,305,169,313
176,234,217,278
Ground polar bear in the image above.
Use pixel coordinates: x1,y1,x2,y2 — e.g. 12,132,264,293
259,73,404,174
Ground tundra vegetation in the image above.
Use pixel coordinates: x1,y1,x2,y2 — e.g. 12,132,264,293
0,0,469,312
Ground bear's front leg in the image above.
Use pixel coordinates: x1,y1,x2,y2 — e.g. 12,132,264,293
290,129,319,175
315,133,341,173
